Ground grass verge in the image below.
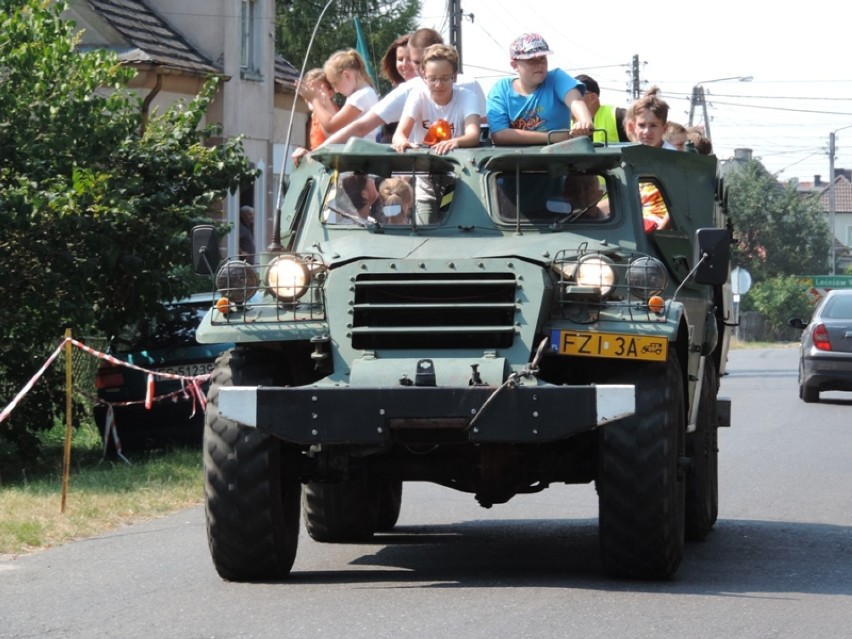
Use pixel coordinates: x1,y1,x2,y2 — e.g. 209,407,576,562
0,421,202,556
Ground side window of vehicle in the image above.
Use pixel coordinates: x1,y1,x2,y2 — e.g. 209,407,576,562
639,178,673,232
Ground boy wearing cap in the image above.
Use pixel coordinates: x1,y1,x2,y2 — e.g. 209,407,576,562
487,33,593,145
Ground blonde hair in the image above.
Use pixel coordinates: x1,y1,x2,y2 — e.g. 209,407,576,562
686,126,713,155
379,177,413,211
323,49,373,87
302,67,333,92
666,121,687,136
632,85,669,123
420,44,459,74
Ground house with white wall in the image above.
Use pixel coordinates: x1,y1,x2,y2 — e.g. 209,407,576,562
65,0,309,256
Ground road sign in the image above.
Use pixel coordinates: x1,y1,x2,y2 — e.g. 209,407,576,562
811,275,852,289
731,267,752,296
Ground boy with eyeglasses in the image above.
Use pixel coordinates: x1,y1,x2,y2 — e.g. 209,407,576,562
392,44,481,155
487,33,593,145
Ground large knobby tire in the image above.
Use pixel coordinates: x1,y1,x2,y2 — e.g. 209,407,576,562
204,348,301,582
685,358,719,541
302,480,379,542
597,353,686,579
374,480,403,531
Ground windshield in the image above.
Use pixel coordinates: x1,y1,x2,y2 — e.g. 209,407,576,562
492,171,612,224
322,170,456,227
111,302,208,353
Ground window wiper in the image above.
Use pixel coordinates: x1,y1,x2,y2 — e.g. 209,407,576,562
555,193,606,226
326,204,382,232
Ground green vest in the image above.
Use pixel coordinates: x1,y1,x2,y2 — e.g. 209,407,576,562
593,104,620,144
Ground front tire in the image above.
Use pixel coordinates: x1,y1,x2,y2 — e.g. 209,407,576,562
204,348,301,581
597,353,686,579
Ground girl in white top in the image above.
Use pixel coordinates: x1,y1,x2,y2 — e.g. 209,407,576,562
298,48,381,141
392,44,481,155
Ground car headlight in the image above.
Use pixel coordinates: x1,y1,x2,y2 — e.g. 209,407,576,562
267,255,311,302
574,255,616,297
626,256,667,299
215,260,258,305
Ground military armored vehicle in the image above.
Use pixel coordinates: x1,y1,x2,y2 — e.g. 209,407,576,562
191,135,732,581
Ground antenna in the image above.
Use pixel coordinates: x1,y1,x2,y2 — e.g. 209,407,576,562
270,0,336,250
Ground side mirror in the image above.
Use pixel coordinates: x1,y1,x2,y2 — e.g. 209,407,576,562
787,317,806,330
694,228,730,286
191,225,219,276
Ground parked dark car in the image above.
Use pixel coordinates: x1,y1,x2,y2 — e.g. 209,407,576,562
94,294,230,451
789,289,852,402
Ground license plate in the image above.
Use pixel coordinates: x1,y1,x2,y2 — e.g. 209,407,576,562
552,330,668,362
154,362,215,378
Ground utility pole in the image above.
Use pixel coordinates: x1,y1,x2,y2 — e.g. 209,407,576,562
448,0,463,72
829,131,837,275
631,54,641,99
688,85,709,138
688,77,752,141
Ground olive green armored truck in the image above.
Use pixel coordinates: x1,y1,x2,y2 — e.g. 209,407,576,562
191,135,733,581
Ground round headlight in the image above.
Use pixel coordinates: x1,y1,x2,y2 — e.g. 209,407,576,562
574,255,616,296
626,257,668,299
215,260,258,305
267,255,310,302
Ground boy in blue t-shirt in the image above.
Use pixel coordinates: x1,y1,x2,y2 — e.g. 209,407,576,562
487,33,593,145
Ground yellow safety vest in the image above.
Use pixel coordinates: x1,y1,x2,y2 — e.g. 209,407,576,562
593,105,620,145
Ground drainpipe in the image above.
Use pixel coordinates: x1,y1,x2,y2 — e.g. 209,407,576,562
140,69,164,135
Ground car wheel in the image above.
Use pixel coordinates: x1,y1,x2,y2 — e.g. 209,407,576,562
204,348,301,582
801,384,819,403
302,479,379,542
597,353,686,579
374,480,403,531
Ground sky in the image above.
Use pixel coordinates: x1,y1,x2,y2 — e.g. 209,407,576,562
417,0,852,184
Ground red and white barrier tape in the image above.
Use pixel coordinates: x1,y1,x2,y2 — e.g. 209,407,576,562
1,336,212,425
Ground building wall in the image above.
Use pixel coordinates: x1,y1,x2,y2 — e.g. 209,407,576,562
67,0,308,259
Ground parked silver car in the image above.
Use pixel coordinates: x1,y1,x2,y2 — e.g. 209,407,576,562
789,289,852,402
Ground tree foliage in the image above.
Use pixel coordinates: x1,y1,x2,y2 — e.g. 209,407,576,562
275,0,420,94
744,276,815,340
726,159,830,281
0,0,257,456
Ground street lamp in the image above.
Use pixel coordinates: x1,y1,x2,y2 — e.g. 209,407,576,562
688,76,753,141
828,124,852,274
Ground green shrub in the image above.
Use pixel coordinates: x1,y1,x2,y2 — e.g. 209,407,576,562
742,276,815,340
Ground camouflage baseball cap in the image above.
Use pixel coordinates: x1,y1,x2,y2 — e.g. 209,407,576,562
509,33,553,60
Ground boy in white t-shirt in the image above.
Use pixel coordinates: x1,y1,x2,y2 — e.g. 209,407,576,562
392,44,480,155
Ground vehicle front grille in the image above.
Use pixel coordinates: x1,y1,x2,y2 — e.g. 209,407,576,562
351,272,517,349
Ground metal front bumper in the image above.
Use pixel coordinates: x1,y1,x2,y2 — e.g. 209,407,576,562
218,384,635,444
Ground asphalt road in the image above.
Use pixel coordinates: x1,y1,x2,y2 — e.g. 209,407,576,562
2,346,851,638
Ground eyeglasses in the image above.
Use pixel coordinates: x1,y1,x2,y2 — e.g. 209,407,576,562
424,75,454,86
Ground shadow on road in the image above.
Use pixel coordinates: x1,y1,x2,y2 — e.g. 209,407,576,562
288,517,852,596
